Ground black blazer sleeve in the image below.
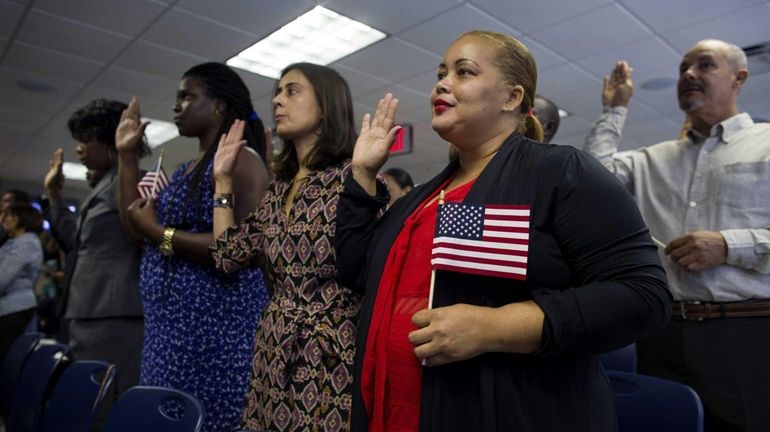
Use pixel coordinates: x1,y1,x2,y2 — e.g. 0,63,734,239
335,175,390,293
531,151,672,358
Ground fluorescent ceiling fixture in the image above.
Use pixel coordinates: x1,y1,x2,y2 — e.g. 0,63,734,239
227,6,387,79
62,162,88,181
142,118,178,148
558,109,570,119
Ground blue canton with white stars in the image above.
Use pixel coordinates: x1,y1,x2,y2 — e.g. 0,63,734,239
436,203,485,240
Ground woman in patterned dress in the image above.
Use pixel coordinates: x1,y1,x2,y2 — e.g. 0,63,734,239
115,63,270,431
210,63,364,432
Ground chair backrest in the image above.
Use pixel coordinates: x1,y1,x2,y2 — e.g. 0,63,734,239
103,386,204,432
0,332,43,418
40,360,115,432
601,343,637,373
608,370,704,432
8,341,70,432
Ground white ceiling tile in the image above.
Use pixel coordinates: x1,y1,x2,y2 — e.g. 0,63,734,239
398,4,518,55
114,40,207,81
142,8,257,59
0,153,56,186
0,106,47,129
662,4,770,52
537,63,601,99
0,0,25,39
740,72,770,103
238,71,276,100
32,0,168,36
4,42,103,84
334,65,390,98
399,104,433,125
320,0,462,34
0,120,37,142
575,37,681,77
16,10,130,62
177,0,310,37
90,66,177,103
531,4,653,60
547,87,603,125
621,116,684,145
0,67,82,117
399,70,439,96
358,84,427,114
470,0,612,33
551,115,592,143
518,37,567,71
628,65,682,117
337,38,441,83
620,0,766,33
744,99,770,122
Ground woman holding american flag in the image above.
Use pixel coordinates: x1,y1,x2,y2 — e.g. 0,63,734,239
336,30,672,432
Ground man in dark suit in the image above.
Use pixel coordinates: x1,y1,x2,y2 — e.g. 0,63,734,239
44,99,149,395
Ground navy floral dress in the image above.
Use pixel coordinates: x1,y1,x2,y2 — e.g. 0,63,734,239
139,159,269,432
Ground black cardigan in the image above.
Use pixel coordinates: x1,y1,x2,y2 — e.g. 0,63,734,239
335,132,671,432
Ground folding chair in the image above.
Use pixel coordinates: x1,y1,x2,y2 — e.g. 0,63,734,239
601,343,637,373
0,332,43,422
40,360,115,432
608,370,704,432
7,341,70,432
103,386,204,432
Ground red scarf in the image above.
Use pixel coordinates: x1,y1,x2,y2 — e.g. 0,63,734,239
361,179,476,432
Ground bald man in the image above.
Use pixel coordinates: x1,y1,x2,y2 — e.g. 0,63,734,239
532,95,561,144
584,39,770,431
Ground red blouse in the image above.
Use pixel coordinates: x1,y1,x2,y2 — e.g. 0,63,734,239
361,178,476,432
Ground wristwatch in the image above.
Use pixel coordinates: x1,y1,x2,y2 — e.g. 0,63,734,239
159,227,176,257
213,193,234,208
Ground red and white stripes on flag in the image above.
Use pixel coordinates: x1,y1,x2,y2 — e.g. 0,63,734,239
136,168,169,199
431,202,530,280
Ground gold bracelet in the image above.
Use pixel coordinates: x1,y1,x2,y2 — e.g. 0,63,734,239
159,227,176,257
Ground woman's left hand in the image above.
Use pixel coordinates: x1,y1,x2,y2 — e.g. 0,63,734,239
409,304,491,367
127,197,160,238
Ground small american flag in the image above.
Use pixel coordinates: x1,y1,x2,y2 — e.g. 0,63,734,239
137,167,169,199
431,202,530,280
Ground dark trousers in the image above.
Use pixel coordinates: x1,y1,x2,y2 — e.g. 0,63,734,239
0,308,35,368
638,317,770,432
68,317,143,395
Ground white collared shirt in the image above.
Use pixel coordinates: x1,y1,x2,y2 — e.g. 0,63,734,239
584,109,770,301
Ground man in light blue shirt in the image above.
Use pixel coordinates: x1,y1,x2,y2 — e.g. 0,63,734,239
584,39,770,431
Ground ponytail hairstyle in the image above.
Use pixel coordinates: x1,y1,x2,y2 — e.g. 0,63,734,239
458,30,544,142
180,62,267,223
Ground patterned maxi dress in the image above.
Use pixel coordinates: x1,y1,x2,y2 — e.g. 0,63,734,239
140,159,269,431
211,162,361,432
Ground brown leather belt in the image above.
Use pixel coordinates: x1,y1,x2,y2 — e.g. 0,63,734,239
672,300,770,321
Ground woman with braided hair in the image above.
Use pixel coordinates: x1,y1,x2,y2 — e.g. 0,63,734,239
115,62,270,431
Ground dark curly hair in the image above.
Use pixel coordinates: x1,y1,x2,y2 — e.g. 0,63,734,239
68,99,151,158
8,203,43,234
273,63,356,181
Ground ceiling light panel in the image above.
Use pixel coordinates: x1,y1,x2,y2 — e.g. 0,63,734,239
227,6,387,79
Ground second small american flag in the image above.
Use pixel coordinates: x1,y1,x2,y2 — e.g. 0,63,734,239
431,202,530,280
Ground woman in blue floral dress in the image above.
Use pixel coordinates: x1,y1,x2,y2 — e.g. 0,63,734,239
115,63,270,431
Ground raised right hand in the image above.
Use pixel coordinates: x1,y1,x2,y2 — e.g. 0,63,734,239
602,61,634,107
352,93,400,181
44,148,65,193
213,119,247,183
116,96,151,154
